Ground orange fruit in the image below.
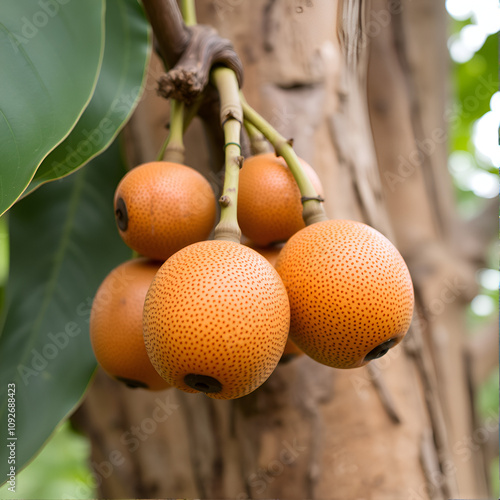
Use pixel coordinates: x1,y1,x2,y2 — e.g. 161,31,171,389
114,161,216,261
143,240,290,399
90,258,171,391
275,220,414,369
237,153,324,246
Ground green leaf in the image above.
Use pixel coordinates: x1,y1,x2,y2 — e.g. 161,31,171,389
0,139,131,482
0,0,105,216
451,34,498,154
25,0,152,196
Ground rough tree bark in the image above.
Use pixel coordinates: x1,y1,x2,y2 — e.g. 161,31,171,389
73,1,497,499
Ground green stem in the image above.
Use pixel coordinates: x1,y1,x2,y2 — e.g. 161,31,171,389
180,0,197,26
240,93,328,226
243,119,271,155
156,0,196,163
160,99,186,164
156,133,170,162
184,93,203,128
156,95,203,162
211,67,243,243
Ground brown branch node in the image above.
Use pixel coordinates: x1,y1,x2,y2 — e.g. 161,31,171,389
219,195,231,207
157,25,244,105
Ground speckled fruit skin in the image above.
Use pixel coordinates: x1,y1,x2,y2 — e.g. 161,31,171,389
90,258,171,391
237,153,324,246
275,220,414,369
114,161,216,261
143,240,290,400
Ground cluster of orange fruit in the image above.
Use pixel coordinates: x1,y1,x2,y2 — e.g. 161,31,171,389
90,153,414,399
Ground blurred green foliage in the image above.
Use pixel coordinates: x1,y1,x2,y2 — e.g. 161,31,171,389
448,20,498,218
451,33,497,157
478,369,500,419
0,422,94,499
491,457,499,498
480,369,500,498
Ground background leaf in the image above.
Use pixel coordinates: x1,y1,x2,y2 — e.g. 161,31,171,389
0,139,131,481
24,0,151,197
0,0,105,216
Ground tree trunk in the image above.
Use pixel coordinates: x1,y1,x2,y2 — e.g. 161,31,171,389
73,1,496,498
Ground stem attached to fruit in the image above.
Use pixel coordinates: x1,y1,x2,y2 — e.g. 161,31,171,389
180,0,197,26
244,119,271,155
211,67,243,243
240,94,328,226
156,94,204,162
159,99,186,164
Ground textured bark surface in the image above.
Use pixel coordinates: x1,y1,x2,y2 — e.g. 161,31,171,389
73,1,496,499
366,1,491,497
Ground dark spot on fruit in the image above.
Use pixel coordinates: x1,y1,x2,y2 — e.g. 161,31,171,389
364,338,399,363
184,373,222,393
115,197,128,231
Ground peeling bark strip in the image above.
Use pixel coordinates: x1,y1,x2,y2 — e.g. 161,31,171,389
74,1,495,498
142,0,190,68
143,0,243,104
157,25,243,104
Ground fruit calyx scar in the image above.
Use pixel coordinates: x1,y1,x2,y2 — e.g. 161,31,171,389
184,373,222,393
363,337,399,363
